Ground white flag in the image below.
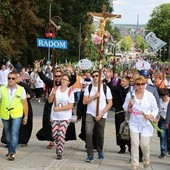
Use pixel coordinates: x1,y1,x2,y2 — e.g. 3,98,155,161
145,32,167,52
77,58,92,70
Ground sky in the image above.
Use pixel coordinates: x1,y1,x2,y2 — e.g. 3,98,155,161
112,0,170,25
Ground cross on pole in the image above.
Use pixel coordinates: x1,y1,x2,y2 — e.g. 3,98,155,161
87,4,121,117
87,5,121,49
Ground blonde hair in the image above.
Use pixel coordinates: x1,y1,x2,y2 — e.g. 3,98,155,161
135,76,147,84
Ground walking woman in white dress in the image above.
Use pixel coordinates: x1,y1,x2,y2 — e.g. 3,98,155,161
123,76,158,170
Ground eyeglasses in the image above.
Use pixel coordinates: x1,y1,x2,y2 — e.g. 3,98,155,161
62,78,69,82
8,77,15,80
136,83,145,86
92,75,99,78
55,75,62,78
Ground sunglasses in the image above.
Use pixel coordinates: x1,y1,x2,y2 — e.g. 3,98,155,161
8,77,15,80
136,83,145,86
92,75,99,78
55,75,62,78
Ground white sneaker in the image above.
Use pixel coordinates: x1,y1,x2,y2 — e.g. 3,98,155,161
38,99,41,102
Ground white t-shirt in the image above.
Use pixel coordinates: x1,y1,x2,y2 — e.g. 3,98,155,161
50,86,74,120
84,84,112,118
34,75,44,88
0,69,10,85
81,78,92,91
160,98,170,119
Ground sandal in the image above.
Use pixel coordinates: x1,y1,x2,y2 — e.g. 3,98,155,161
57,154,62,160
143,160,150,168
6,154,10,158
8,154,15,161
21,144,28,147
47,142,54,149
131,165,138,170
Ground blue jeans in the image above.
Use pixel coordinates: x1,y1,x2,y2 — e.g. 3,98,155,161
2,117,22,154
158,118,168,155
74,91,81,105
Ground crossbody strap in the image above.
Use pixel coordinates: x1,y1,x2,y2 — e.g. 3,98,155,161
158,79,164,87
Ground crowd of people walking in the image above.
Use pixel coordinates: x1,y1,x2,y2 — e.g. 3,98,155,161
0,57,170,170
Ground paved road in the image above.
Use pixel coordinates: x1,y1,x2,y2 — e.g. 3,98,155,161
0,99,170,170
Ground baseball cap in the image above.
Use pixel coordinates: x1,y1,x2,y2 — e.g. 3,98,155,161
139,69,150,77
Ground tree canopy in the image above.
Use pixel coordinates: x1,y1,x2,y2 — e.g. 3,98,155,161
0,0,118,66
146,3,170,60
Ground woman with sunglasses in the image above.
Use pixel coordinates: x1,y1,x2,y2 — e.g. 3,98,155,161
34,61,76,149
123,76,158,170
48,74,74,160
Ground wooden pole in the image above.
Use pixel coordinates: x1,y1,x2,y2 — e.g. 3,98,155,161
52,48,55,87
52,48,57,107
87,4,121,117
96,48,103,116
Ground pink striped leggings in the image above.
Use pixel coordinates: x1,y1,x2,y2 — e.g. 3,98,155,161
51,119,70,155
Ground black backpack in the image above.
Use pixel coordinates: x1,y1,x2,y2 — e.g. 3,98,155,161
77,84,107,119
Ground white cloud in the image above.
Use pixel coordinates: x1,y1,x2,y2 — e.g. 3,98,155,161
114,0,129,6
113,0,170,24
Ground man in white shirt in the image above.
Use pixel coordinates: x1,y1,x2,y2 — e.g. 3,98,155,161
0,71,28,161
83,70,112,162
0,64,10,86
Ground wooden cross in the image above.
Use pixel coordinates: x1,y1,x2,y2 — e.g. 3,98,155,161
87,5,121,117
87,5,121,49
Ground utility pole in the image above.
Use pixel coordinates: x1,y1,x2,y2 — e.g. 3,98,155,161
47,0,53,61
78,23,81,61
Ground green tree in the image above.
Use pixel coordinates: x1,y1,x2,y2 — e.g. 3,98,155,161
146,3,170,61
0,0,116,64
120,35,132,52
0,0,44,65
135,35,148,52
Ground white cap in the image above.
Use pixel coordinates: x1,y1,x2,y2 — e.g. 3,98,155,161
77,58,92,70
135,60,151,71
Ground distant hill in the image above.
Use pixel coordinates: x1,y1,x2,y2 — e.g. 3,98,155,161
114,24,146,27
93,20,146,38
114,24,146,38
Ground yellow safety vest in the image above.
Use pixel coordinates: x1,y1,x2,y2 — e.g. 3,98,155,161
0,85,24,120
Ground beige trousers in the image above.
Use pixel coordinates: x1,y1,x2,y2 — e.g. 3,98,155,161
130,130,150,166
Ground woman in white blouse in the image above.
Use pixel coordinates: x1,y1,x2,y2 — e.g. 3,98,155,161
48,74,74,160
123,76,158,170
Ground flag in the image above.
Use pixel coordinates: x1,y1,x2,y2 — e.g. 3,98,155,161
145,32,167,52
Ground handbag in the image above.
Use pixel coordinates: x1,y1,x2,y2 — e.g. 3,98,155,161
71,114,78,123
71,107,78,123
118,120,130,140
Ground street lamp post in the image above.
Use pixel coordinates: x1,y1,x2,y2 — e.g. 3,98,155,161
47,17,62,86
47,0,53,61
78,23,81,61
46,1,62,87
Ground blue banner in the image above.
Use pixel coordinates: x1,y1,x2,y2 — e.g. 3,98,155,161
37,38,68,49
